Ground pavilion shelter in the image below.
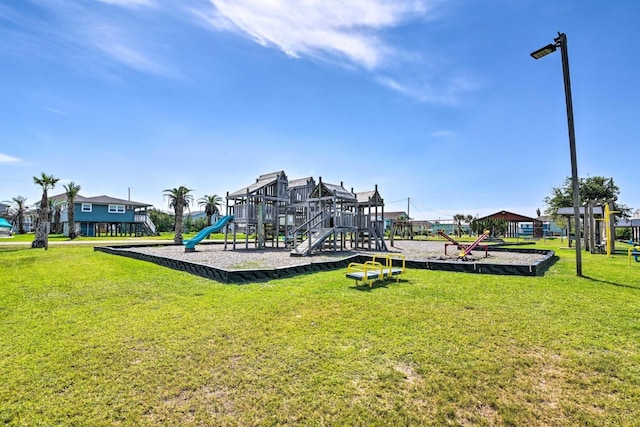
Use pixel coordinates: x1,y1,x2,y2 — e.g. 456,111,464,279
476,210,543,238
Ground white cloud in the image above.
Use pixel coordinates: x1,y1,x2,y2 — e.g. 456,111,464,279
95,0,155,7
93,30,173,77
376,73,479,105
429,130,453,138
206,0,431,69
40,106,68,115
0,153,21,163
1,2,175,78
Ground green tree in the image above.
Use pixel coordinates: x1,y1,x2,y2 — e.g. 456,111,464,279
471,218,507,238
193,217,208,233
164,186,193,244
544,176,630,219
63,182,82,239
184,214,194,234
198,194,223,227
32,172,59,248
3,196,28,234
393,213,410,238
148,208,174,233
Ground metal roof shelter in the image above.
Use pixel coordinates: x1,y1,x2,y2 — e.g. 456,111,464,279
615,218,640,242
476,210,543,238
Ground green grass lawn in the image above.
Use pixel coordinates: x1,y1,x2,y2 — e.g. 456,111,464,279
1,240,639,425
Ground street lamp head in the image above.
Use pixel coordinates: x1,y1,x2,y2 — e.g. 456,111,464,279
530,43,557,60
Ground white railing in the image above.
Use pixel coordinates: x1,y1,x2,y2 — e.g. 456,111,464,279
135,214,156,235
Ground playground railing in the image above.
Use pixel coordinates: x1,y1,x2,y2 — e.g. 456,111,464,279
334,210,356,228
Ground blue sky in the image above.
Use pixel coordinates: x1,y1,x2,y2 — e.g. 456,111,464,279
1,0,639,220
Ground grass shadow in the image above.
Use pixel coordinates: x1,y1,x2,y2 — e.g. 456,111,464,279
0,247,32,254
582,275,640,291
349,278,411,292
349,282,391,292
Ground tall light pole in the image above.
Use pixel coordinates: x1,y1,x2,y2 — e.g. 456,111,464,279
531,32,582,277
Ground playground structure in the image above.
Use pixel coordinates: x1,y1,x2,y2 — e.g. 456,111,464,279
437,230,489,258
595,203,618,256
223,171,387,256
559,202,617,255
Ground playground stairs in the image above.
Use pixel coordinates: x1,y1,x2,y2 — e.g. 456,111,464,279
142,216,157,236
368,224,388,251
291,227,335,256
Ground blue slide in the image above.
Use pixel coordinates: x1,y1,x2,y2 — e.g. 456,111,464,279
184,215,234,250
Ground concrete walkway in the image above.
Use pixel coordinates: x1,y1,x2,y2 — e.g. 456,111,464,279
0,239,175,247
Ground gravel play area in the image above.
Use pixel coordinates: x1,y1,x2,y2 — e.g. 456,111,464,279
118,240,546,270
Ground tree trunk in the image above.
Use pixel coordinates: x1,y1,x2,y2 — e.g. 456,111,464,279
18,214,25,234
53,207,62,234
69,206,77,239
174,202,184,244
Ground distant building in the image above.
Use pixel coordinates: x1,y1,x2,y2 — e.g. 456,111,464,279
382,211,409,231
429,219,459,236
526,215,565,237
0,202,10,217
49,193,155,237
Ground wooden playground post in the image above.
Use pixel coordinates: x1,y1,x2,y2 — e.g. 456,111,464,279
257,202,264,249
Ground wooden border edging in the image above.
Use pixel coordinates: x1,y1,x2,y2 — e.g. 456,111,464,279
94,246,556,283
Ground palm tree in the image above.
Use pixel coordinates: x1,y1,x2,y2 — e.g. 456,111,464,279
164,186,193,244
32,172,59,248
453,214,475,237
394,213,409,238
3,196,28,234
64,181,81,239
198,194,223,227
453,214,465,238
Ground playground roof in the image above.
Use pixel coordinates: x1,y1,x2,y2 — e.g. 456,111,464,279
556,206,604,216
0,218,11,228
355,189,383,205
288,177,315,188
309,181,356,201
228,170,288,198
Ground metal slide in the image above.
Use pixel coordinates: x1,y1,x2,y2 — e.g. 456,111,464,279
183,215,234,250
